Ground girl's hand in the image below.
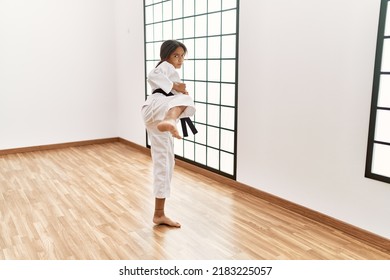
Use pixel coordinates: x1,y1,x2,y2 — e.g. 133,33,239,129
173,82,188,94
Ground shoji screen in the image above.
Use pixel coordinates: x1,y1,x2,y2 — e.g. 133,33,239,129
366,0,390,184
144,0,239,179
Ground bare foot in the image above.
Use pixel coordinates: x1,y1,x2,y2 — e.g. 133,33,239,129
153,215,181,228
157,119,182,139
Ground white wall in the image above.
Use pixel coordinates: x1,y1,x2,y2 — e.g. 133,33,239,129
0,0,117,149
238,0,390,238
115,0,146,146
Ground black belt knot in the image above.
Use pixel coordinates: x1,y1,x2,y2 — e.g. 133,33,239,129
152,88,198,137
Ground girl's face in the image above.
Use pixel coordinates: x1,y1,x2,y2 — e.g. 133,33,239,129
166,47,186,69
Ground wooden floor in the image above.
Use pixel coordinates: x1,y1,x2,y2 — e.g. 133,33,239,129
0,142,389,260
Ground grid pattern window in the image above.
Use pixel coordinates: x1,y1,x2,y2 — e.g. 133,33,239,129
366,0,390,184
144,0,239,179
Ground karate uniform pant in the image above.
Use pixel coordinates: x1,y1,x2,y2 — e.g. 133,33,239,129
146,123,175,198
141,94,196,198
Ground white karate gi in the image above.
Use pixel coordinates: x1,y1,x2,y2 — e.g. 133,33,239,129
141,61,196,198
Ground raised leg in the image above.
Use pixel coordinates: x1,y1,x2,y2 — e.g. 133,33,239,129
157,106,186,139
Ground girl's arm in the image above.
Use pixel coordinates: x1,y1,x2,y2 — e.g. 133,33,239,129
172,82,188,94
148,62,187,94
148,67,174,94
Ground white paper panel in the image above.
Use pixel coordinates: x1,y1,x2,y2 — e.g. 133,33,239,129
372,143,390,177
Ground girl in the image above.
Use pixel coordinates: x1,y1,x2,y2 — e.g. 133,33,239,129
141,40,196,227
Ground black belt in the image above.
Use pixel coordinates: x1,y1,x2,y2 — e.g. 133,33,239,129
152,88,198,137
